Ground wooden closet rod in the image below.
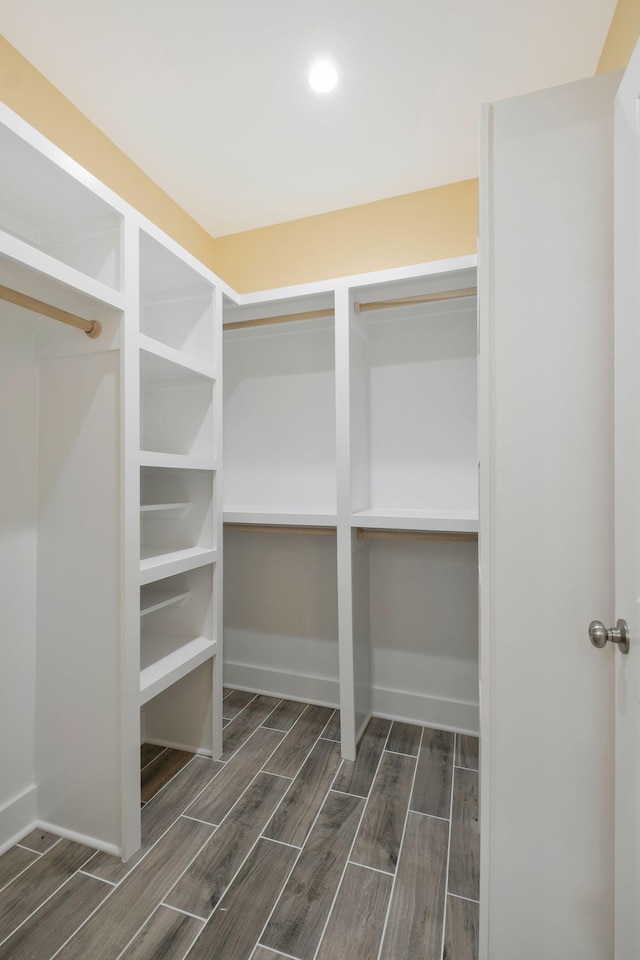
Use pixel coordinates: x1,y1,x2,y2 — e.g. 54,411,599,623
225,523,337,537
355,527,477,543
224,307,334,331
0,285,102,338
353,286,477,314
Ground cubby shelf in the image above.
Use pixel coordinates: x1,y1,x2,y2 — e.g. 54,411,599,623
139,451,217,471
351,508,478,534
139,334,217,381
140,586,191,617
140,502,190,514
139,546,217,584
140,634,217,705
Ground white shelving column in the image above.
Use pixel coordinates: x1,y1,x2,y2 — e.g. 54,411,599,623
136,230,222,763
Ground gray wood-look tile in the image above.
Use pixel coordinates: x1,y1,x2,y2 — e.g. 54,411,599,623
386,721,422,757
448,768,480,901
118,906,203,960
141,743,166,768
251,949,287,960
262,791,364,960
264,739,342,848
223,689,257,720
351,750,416,873
320,710,340,742
186,727,285,825
261,699,307,732
166,773,289,917
315,863,392,960
141,748,194,803
0,839,93,942
410,728,454,819
0,870,110,959
56,818,213,960
222,695,282,760
332,717,391,798
263,704,333,779
0,845,38,891
18,829,61,854
443,895,479,960
85,756,224,883
186,839,297,960
379,812,448,960
456,735,479,771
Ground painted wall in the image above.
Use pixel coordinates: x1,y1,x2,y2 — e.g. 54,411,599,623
597,0,640,72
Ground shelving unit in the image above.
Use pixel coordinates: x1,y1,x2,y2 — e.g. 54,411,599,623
135,228,222,777
223,260,479,760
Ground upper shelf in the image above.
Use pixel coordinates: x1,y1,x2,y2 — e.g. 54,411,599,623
0,123,122,291
351,508,478,534
139,451,217,472
224,508,338,527
139,335,216,381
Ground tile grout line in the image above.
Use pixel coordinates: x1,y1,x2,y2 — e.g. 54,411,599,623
219,697,287,764
448,891,480,905
160,900,207,922
384,747,420,759
308,722,396,960
439,734,457,960
348,859,394,877
181,814,221,828
454,764,479,772
0,855,46,897
254,946,301,960
374,725,425,960
140,746,169,776
141,752,201,806
260,836,301,851
410,809,450,823
78,869,117,886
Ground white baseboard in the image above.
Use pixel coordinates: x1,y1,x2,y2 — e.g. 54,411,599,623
372,686,479,735
143,737,213,758
0,784,37,855
224,662,339,709
36,820,121,858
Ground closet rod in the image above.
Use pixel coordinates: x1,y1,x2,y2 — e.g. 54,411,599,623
355,527,477,543
0,285,102,338
353,286,477,314
225,523,336,537
224,307,334,331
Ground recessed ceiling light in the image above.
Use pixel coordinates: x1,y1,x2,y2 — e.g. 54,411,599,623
309,59,338,94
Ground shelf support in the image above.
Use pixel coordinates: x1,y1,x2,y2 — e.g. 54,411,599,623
0,284,102,338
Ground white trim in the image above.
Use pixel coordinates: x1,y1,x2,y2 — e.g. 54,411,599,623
371,689,479,736
223,664,340,709
35,820,121,858
0,785,38,855
142,737,214,757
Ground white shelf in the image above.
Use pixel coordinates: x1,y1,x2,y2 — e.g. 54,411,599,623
350,508,478,534
139,546,217,584
224,508,338,527
140,633,217,705
139,334,217,381
140,587,191,617
140,502,190,514
139,451,217,471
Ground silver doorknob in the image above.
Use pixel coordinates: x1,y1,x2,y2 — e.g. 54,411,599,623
589,619,630,654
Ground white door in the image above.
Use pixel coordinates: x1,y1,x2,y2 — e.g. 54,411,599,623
479,69,621,959
613,40,640,960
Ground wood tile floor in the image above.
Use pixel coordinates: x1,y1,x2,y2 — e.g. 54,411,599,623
0,691,479,960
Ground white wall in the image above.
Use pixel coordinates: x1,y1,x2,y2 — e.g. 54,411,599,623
0,317,38,847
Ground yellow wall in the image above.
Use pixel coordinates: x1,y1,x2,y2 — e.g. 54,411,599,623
210,180,478,292
597,0,640,73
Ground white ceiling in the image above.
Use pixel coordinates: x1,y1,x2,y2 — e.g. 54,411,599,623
1,1,617,236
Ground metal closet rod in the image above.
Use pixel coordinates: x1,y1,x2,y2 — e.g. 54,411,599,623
224,523,336,537
356,527,477,543
223,286,477,330
0,284,102,338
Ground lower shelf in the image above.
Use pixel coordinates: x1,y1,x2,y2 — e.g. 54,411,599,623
139,546,217,584
140,633,217,705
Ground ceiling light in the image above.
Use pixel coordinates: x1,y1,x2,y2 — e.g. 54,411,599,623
308,59,338,94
